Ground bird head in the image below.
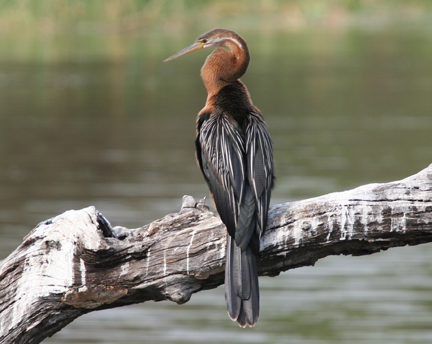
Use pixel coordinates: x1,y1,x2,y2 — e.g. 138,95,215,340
163,28,241,62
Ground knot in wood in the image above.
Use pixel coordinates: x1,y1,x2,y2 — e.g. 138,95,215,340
196,197,210,212
170,291,191,305
181,195,197,210
181,195,210,213
301,222,311,231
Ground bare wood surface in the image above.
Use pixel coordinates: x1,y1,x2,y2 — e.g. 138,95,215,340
1,164,432,343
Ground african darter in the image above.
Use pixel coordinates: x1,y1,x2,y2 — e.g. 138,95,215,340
164,28,274,327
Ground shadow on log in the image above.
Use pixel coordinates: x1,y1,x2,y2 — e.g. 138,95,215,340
1,163,432,343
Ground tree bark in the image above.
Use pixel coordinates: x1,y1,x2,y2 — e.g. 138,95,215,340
1,164,432,343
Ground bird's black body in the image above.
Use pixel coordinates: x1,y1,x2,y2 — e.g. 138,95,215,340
165,29,274,327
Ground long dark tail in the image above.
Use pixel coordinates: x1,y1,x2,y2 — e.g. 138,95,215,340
225,234,259,327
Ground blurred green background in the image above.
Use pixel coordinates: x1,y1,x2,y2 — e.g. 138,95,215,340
1,1,432,343
2,0,432,62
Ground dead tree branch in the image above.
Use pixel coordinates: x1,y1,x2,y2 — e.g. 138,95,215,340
1,164,432,343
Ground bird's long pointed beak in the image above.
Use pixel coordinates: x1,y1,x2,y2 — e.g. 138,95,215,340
163,42,204,62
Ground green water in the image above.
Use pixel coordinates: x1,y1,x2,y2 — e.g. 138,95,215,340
1,28,432,343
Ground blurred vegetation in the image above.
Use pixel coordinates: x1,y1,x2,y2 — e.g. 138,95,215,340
1,0,432,34
1,0,432,62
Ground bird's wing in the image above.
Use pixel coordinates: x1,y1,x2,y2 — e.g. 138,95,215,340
245,112,274,238
196,113,245,237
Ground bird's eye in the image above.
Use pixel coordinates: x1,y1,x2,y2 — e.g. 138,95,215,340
201,39,208,44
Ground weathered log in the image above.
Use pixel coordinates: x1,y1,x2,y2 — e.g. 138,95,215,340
1,164,432,343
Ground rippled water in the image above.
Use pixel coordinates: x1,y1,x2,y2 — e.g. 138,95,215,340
1,29,432,343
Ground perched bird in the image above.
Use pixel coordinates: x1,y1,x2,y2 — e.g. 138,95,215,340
164,28,274,327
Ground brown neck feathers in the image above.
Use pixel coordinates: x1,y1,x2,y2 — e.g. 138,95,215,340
200,34,250,98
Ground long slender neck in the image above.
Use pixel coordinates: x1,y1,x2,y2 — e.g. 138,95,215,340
200,37,250,99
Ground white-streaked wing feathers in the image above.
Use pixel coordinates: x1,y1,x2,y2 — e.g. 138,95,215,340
246,112,274,237
199,114,245,235
198,110,273,240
